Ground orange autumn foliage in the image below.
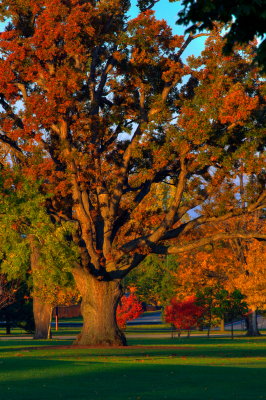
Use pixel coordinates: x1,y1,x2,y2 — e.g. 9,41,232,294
174,214,266,311
0,1,265,345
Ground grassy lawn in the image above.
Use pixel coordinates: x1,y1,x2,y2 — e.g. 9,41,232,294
0,336,266,400
1,312,257,337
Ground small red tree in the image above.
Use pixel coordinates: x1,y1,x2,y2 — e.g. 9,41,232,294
116,293,143,329
165,296,205,337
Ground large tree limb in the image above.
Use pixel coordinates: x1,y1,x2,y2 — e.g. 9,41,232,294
248,190,266,211
58,120,99,269
0,133,23,156
166,232,266,254
114,230,266,277
121,192,265,254
163,190,266,242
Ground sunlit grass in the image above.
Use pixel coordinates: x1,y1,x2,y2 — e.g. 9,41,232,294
0,336,266,399
1,322,264,338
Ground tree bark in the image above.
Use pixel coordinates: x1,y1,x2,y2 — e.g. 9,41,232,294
33,297,52,339
29,235,53,339
231,321,234,339
73,268,127,346
246,309,260,337
5,316,11,335
220,318,225,332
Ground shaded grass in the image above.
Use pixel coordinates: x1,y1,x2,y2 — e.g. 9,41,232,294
0,336,266,400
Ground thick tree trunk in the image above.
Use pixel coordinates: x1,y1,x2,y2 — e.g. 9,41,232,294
246,309,260,337
33,297,52,339
73,268,126,346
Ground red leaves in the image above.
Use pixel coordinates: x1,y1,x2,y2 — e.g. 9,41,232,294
116,293,143,329
165,296,204,330
219,85,259,126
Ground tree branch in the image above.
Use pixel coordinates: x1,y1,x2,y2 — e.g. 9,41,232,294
149,157,187,242
109,123,143,218
0,94,24,129
167,232,266,254
148,32,209,118
0,132,23,156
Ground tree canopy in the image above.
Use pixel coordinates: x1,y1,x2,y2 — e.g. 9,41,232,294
0,0,265,345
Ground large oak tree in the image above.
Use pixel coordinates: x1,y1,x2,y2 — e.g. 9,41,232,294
0,0,265,345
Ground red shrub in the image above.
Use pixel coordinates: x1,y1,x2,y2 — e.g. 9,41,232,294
165,296,204,331
116,293,143,328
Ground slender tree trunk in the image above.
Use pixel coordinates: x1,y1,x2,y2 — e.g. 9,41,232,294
207,326,210,338
207,313,212,338
55,306,59,331
171,324,175,339
5,315,11,335
73,268,126,346
220,318,225,332
29,235,53,339
246,309,260,337
33,297,52,339
231,321,234,339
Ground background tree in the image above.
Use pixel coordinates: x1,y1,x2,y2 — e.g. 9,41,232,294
227,226,266,336
173,211,266,336
0,1,265,346
176,0,266,72
165,295,204,337
0,281,34,335
196,287,248,338
0,170,78,338
171,237,237,334
222,289,248,339
196,285,224,336
125,254,177,307
209,211,266,336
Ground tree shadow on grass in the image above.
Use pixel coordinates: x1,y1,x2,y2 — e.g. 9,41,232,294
0,339,72,352
0,356,266,400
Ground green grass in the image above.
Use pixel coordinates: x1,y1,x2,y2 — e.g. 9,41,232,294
0,327,32,336
0,336,266,400
1,317,264,338
1,324,261,338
